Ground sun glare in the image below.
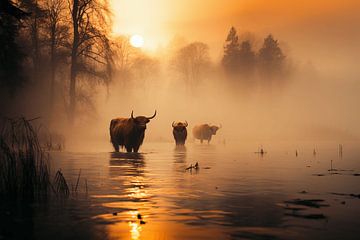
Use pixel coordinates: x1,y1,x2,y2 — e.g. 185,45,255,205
130,35,144,48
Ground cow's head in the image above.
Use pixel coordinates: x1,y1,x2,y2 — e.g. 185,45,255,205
131,110,156,131
210,124,221,135
172,121,188,132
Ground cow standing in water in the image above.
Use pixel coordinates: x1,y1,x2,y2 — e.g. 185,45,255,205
193,124,221,144
172,121,188,145
109,111,156,152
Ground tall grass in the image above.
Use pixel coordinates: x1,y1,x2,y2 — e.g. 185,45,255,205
0,117,69,200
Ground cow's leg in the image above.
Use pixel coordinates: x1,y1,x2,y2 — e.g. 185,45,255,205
112,141,119,152
125,145,132,153
133,144,140,153
200,138,203,144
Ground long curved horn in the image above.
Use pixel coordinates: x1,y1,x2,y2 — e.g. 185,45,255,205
131,110,135,119
172,121,176,127
147,110,157,119
184,121,188,127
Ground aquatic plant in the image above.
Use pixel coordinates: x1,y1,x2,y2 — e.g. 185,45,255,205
0,117,69,200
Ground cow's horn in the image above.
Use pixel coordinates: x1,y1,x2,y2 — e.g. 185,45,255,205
131,111,135,119
184,121,188,127
172,121,176,127
147,110,157,119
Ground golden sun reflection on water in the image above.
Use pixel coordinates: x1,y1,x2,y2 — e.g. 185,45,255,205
126,184,148,199
129,221,142,240
128,211,142,240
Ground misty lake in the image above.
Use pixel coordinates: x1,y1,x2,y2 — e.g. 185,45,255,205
1,141,360,240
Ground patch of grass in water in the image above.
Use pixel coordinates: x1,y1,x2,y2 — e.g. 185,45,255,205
330,192,360,199
284,199,330,208
285,213,327,220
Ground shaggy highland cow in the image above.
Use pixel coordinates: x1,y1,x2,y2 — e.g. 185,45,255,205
172,121,188,145
193,124,221,144
110,111,156,152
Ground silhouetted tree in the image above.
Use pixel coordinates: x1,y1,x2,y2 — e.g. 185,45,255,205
238,40,256,76
19,0,46,74
0,0,29,93
222,26,240,75
113,36,133,71
131,55,159,80
258,34,285,77
68,0,112,124
131,55,160,89
44,0,68,113
111,36,137,87
171,42,210,89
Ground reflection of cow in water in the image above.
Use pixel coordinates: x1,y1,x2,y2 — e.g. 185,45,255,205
172,121,188,145
110,111,156,152
192,124,221,144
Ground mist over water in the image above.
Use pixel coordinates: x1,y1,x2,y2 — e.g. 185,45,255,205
1,1,360,239
66,62,359,153
1,0,359,151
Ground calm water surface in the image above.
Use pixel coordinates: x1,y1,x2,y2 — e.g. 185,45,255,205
2,141,360,239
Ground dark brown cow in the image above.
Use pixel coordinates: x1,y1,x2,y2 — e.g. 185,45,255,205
110,111,156,152
172,121,188,145
192,124,221,144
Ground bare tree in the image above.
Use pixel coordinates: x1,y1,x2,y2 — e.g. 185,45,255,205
68,0,112,124
112,36,134,72
171,42,210,89
130,54,160,91
44,0,68,113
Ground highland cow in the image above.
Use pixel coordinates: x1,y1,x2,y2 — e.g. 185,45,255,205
192,124,221,144
172,121,188,145
110,110,156,152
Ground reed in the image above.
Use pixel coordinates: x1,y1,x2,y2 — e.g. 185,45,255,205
0,117,69,200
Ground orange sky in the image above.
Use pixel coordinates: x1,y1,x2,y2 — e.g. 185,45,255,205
111,0,360,71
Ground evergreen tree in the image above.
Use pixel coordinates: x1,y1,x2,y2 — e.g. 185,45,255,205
19,0,47,74
222,26,240,75
238,40,256,76
0,0,29,94
258,34,285,76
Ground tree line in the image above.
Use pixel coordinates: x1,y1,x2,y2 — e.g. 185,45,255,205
222,26,287,79
0,0,113,123
1,2,291,125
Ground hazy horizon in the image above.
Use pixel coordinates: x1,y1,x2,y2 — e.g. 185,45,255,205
1,0,360,149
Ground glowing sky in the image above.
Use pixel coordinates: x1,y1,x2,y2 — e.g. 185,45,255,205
111,0,360,69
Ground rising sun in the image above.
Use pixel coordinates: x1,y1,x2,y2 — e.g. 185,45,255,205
130,34,144,48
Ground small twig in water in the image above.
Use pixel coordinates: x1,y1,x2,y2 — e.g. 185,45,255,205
185,162,199,171
75,169,82,193
85,179,88,195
